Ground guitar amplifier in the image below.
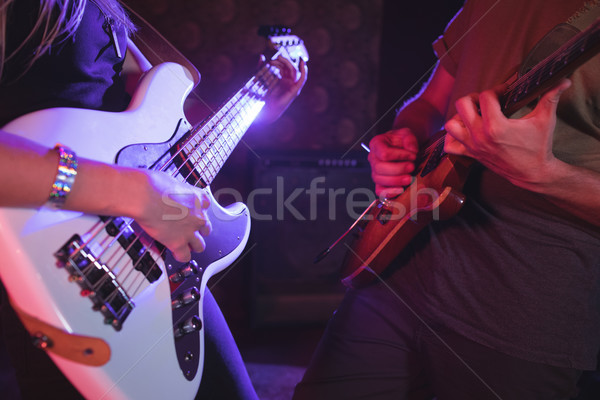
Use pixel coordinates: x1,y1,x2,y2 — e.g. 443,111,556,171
249,151,374,325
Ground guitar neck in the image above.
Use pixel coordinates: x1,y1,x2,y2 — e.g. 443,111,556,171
178,63,280,186
501,18,600,114
420,18,600,178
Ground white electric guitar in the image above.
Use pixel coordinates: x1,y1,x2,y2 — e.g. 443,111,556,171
0,28,307,399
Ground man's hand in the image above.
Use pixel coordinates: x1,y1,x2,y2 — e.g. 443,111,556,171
368,128,419,198
444,79,572,189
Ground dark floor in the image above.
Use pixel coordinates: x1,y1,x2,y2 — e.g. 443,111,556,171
0,325,323,400
240,326,325,400
3,325,600,400
0,337,21,399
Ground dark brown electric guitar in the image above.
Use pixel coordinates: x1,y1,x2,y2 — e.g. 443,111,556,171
341,18,600,288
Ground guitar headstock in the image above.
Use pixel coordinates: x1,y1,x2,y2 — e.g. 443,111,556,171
258,25,309,74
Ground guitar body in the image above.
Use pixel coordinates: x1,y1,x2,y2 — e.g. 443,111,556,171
341,153,471,288
0,63,251,399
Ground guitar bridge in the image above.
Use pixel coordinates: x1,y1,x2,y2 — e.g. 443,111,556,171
54,235,134,331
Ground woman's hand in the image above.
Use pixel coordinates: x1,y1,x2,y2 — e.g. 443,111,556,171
257,55,308,124
131,170,212,263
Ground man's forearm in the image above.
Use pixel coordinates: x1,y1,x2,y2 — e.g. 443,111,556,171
526,158,600,227
393,97,447,147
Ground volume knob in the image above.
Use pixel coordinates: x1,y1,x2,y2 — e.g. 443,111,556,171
175,315,202,338
171,287,200,309
169,260,199,283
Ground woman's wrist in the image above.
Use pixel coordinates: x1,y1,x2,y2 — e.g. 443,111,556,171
45,145,78,209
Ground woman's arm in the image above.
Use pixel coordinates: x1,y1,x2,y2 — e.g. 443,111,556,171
0,130,211,262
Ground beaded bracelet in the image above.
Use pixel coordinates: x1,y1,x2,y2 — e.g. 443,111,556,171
46,144,78,209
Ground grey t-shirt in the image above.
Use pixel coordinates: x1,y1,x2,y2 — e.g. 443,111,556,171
390,0,600,370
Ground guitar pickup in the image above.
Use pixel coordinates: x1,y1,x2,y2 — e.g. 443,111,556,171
102,217,163,283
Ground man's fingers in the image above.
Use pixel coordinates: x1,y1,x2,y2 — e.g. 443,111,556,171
444,132,471,157
197,192,210,209
444,114,467,143
372,173,413,188
378,130,419,153
371,160,415,176
454,92,481,130
444,116,473,157
377,186,405,199
370,132,418,162
536,78,571,119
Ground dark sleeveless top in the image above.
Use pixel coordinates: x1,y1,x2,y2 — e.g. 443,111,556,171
0,0,129,126
0,2,130,396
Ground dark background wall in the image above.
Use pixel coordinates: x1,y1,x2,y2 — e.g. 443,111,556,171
127,0,383,151
125,0,463,335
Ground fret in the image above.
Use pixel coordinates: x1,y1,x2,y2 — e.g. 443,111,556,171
155,30,310,188
203,155,219,182
503,20,600,112
172,61,286,186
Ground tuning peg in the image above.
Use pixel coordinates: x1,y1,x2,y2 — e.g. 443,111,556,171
258,25,292,37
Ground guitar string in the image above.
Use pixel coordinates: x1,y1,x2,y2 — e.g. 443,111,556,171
71,63,281,312
61,64,276,299
70,75,273,313
60,36,295,321
125,66,280,299
57,60,275,276
125,70,276,298
115,69,275,300
182,64,278,183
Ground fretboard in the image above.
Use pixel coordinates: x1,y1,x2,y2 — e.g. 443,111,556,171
179,64,281,185
501,18,600,114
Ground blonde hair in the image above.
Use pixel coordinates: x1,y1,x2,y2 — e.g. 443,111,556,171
0,0,135,80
